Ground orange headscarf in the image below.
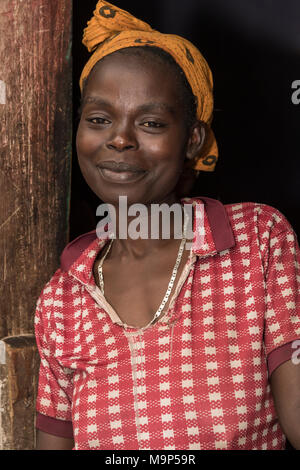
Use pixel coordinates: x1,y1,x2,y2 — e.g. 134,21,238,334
80,1,218,172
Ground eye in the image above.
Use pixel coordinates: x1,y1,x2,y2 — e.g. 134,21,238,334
142,121,165,128
86,117,111,125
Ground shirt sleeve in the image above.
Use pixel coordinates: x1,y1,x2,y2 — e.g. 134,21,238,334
261,208,300,358
267,341,296,376
34,274,74,437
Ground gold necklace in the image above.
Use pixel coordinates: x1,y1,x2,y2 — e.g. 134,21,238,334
97,235,186,323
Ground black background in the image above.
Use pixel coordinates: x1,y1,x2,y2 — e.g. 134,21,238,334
71,0,300,241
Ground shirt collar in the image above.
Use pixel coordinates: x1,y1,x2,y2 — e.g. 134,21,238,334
68,197,235,286
183,196,235,255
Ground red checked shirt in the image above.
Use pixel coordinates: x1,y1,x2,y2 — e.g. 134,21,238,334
35,197,300,450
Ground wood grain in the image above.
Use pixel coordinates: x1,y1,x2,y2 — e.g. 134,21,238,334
0,335,40,449
0,0,72,337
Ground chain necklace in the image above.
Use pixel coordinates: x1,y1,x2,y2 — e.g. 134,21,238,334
97,232,187,324
98,238,113,295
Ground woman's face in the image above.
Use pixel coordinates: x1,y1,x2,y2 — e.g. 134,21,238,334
76,52,201,206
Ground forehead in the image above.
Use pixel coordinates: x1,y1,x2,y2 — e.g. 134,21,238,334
82,52,182,110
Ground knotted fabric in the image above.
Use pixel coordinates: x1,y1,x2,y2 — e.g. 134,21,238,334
80,1,218,172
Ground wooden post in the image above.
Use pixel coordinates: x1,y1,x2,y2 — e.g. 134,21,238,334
0,0,72,449
0,335,40,450
0,0,72,337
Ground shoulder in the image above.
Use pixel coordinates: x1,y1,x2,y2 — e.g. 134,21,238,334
188,197,296,253
60,230,97,272
223,202,298,267
191,196,291,229
36,230,97,319
224,201,295,235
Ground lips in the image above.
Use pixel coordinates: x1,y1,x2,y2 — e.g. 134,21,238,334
96,160,147,183
97,160,145,173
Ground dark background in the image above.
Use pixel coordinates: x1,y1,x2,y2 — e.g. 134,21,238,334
71,0,300,241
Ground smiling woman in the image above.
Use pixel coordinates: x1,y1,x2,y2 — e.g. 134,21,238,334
34,0,300,451
76,48,203,205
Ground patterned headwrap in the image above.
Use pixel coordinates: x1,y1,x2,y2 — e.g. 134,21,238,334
80,1,218,172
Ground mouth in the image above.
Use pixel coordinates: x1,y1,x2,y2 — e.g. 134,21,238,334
96,161,148,184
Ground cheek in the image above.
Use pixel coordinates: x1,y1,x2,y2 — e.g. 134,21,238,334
144,134,186,183
142,132,186,164
76,123,100,156
76,129,97,180
149,144,186,189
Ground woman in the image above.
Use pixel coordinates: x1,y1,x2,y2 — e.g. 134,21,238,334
35,1,300,450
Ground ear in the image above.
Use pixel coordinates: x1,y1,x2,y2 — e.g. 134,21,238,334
185,121,206,160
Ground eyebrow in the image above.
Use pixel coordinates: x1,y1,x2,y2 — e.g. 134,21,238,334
82,96,110,108
81,96,176,115
137,102,176,115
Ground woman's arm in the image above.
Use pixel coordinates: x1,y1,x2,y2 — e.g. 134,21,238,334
270,359,300,449
36,430,74,450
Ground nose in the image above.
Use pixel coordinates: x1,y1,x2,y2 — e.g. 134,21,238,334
106,122,138,152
